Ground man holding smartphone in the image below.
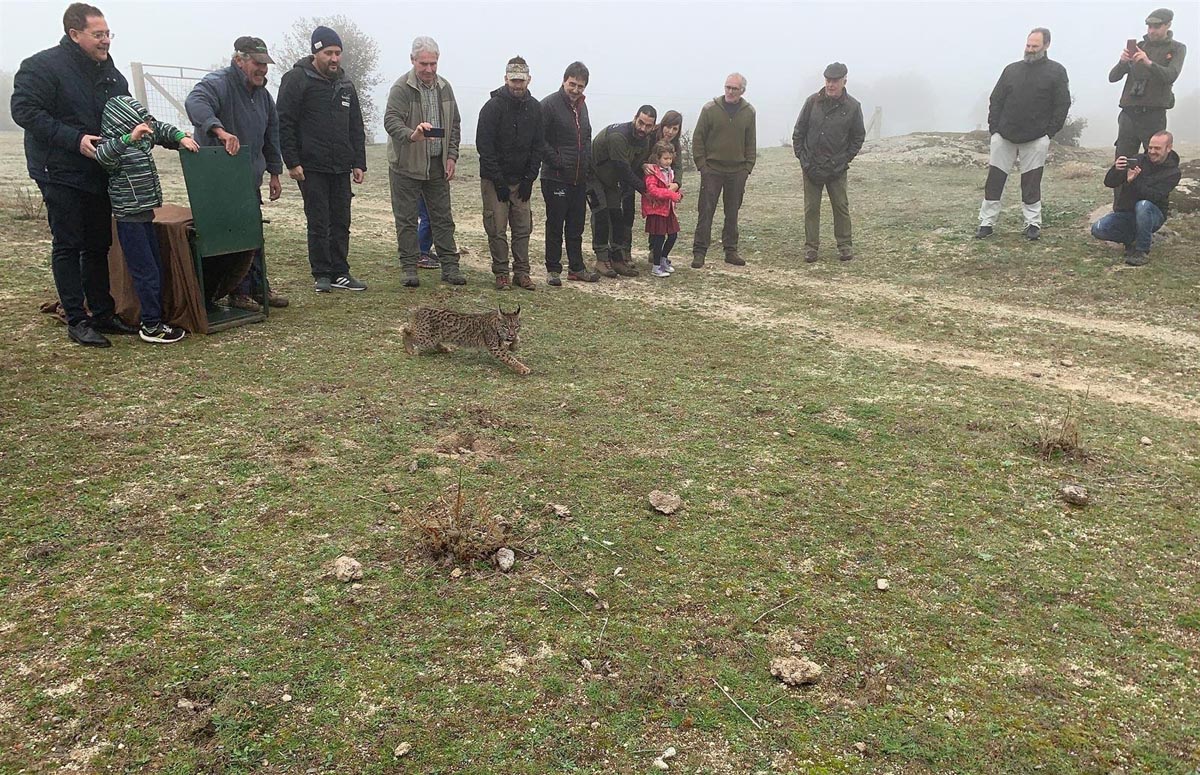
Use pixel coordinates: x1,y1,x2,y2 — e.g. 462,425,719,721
1108,8,1187,158
384,35,466,287
1091,131,1181,267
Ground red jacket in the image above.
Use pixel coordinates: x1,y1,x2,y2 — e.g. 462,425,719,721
641,165,681,217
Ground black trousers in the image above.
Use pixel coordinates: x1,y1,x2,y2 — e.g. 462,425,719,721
298,171,352,280
588,183,636,262
1115,107,1167,157
38,182,115,326
541,179,587,273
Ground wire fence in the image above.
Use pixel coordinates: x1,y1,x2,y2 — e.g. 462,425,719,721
130,63,216,131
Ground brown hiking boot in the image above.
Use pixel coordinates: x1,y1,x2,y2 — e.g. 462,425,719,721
229,294,262,311
804,247,819,263
612,261,639,277
595,260,618,278
691,254,706,269
838,246,855,262
568,268,600,282
495,274,511,290
514,273,536,290
724,253,746,266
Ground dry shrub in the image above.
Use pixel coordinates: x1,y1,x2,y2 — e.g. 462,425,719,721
1025,394,1088,460
402,480,511,564
1058,161,1095,180
10,187,45,220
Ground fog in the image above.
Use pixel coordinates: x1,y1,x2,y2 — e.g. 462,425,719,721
3,0,1198,148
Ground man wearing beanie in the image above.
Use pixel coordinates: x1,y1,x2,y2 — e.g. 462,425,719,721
476,56,543,290
276,25,368,293
792,62,866,263
1108,8,1187,158
975,28,1070,242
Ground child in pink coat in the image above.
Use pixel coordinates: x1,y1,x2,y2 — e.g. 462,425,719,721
641,141,683,277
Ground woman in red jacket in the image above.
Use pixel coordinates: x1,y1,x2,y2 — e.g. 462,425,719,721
642,141,683,277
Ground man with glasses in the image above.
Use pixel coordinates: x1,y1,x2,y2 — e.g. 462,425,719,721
691,73,757,268
11,2,136,347
1108,8,1187,158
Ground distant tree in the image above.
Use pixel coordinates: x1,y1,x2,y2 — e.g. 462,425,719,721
274,16,382,134
1,71,18,131
679,130,696,171
1054,115,1087,147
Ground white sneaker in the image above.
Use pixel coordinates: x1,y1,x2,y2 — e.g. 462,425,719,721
665,260,675,274
652,266,670,278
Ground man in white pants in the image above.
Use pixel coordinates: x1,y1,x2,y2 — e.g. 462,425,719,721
976,27,1070,241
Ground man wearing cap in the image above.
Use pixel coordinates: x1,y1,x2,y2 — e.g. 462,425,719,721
384,35,466,288
792,62,866,263
277,26,368,294
1091,130,1181,267
691,73,757,268
476,56,543,291
1109,8,1187,158
185,35,288,308
11,2,137,347
975,27,1070,242
589,106,657,278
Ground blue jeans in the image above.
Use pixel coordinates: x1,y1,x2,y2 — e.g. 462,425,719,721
418,196,433,255
1090,200,1164,253
116,220,164,327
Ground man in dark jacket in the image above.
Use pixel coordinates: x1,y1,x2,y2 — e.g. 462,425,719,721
976,27,1070,241
277,26,368,294
589,106,656,278
477,56,543,290
11,2,136,347
1091,131,1181,267
792,62,866,263
1109,8,1187,157
539,61,599,285
185,35,288,309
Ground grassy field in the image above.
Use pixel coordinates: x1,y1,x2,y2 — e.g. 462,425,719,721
1,130,1198,774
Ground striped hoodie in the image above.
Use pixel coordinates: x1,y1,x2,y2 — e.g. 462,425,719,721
95,96,186,217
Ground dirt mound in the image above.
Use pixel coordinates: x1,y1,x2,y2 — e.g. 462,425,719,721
860,131,1096,167
1173,158,1200,214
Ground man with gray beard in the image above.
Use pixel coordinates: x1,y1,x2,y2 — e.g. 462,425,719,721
975,27,1070,242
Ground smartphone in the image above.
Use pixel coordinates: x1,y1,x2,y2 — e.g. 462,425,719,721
425,127,446,138
1127,39,1139,54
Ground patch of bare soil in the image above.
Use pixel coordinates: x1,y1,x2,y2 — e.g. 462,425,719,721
859,131,1095,167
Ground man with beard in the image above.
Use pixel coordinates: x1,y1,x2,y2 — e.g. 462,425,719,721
975,28,1070,242
277,25,368,294
1091,131,1181,267
589,106,657,278
477,56,543,291
792,62,866,263
186,35,288,309
1108,8,1187,158
11,2,136,347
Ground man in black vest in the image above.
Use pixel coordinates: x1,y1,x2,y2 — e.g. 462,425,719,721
10,2,136,347
1109,8,1188,157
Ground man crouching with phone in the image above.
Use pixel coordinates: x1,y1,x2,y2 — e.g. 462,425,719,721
384,35,467,287
1090,130,1181,266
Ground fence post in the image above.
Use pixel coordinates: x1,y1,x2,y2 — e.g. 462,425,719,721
130,61,147,107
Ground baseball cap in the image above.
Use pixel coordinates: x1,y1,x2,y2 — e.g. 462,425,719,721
234,36,275,64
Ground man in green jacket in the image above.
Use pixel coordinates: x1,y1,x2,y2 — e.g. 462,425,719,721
792,62,866,262
691,73,756,268
384,35,465,288
589,107,656,278
1108,8,1187,157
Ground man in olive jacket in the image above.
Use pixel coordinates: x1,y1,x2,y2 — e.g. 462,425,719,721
792,62,866,262
10,2,135,347
1108,8,1187,157
589,106,656,278
691,73,757,268
476,56,543,291
976,27,1070,241
384,35,465,288
277,26,368,294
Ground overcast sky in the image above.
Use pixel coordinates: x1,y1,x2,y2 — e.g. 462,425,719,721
3,0,1198,147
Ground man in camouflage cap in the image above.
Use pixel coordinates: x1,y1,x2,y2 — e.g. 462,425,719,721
1108,7,1187,158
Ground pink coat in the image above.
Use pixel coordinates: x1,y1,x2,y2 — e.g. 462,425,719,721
641,165,682,217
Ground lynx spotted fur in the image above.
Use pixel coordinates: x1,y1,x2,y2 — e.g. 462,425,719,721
400,305,530,375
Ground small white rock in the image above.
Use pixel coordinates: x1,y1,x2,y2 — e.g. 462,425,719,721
652,757,670,770
1059,484,1089,506
1139,436,1152,446
495,547,515,572
450,567,463,579
1060,358,1074,367
875,578,890,591
662,746,677,759
281,694,292,702
853,741,867,754
394,741,412,758
580,658,593,672
332,555,363,582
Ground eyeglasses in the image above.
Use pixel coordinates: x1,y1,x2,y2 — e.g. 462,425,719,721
724,85,744,92
77,30,115,40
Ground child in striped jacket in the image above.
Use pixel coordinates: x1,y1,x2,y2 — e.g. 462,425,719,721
96,96,198,344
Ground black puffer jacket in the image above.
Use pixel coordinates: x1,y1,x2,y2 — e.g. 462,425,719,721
10,36,130,194
987,56,1070,144
476,86,543,186
792,89,866,183
276,57,367,174
1104,150,1181,216
540,87,592,186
